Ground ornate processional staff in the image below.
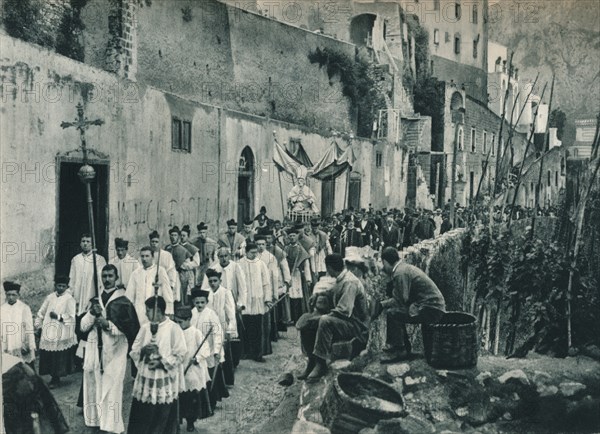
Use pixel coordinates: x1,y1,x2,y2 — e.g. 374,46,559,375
60,103,105,372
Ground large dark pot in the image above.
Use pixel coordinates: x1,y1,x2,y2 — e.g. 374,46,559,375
320,373,406,434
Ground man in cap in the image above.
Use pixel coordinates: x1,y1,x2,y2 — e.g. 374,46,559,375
298,254,369,383
218,219,246,260
201,247,247,367
165,226,194,305
238,243,273,362
1,281,36,369
204,268,237,385
127,296,186,434
81,264,140,433
262,228,292,332
284,228,312,322
192,222,218,284
339,216,363,256
125,246,174,324
309,219,332,279
109,237,140,287
149,230,180,304
375,247,446,363
241,220,256,243
35,275,78,388
256,234,280,348
180,224,201,287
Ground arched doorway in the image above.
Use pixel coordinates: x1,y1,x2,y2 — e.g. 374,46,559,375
350,14,377,46
237,147,255,227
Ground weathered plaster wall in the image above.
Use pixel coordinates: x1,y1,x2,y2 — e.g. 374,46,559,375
107,0,355,132
0,34,377,281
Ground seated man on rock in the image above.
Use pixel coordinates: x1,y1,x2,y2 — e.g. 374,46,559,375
375,247,446,364
297,254,369,383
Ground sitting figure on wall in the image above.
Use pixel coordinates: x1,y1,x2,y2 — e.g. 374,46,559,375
287,166,319,214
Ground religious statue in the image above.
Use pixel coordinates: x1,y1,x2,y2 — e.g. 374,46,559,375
287,166,319,214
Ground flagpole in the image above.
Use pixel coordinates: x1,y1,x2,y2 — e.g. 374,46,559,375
274,131,288,220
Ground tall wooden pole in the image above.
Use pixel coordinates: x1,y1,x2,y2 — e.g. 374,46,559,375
449,110,463,227
507,83,548,228
494,53,515,194
531,74,555,237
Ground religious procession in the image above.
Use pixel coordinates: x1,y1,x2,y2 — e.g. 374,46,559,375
1,159,461,434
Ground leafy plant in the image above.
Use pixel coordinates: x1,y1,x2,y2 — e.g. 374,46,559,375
308,47,386,137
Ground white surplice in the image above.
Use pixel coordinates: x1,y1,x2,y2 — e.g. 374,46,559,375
154,249,180,302
181,326,211,392
130,319,186,404
35,292,77,351
80,288,130,433
238,257,271,315
1,300,36,364
69,252,107,315
207,286,238,338
191,307,223,368
125,264,174,323
201,262,247,310
109,254,140,287
258,251,280,301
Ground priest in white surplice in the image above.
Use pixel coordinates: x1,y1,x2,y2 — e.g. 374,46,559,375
149,230,180,303
109,237,140,287
1,281,36,369
126,246,174,323
238,242,273,362
256,235,279,354
81,264,140,433
202,247,247,367
69,233,107,316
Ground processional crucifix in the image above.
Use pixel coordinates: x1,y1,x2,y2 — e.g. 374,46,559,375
61,103,106,372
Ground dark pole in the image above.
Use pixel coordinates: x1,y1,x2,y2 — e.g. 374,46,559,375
79,162,103,374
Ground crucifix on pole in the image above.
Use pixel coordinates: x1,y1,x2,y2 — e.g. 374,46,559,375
60,102,106,372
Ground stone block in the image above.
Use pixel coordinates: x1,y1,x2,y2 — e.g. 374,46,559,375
498,369,529,385
559,382,586,397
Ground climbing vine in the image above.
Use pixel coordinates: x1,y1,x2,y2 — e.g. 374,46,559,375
3,0,88,62
464,218,599,358
308,47,386,137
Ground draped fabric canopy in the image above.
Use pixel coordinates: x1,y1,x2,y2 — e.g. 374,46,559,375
310,139,355,180
272,138,355,180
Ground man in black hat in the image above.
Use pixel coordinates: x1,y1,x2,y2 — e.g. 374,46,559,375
218,219,246,260
241,219,256,243
338,215,363,256
284,228,313,322
298,254,369,383
192,222,218,284
109,237,140,287
1,281,36,368
165,226,194,305
127,296,186,434
149,230,179,303
309,219,332,278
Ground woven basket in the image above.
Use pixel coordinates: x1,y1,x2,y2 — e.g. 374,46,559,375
320,373,406,434
422,312,478,369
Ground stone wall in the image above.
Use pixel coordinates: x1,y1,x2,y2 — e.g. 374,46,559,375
83,0,356,133
0,34,386,286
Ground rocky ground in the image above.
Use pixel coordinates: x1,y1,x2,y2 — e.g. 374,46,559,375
296,351,600,434
43,329,305,433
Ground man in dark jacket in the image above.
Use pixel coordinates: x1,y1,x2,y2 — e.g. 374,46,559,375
381,214,401,249
374,247,446,363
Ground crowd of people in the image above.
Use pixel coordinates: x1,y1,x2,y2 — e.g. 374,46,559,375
3,200,557,433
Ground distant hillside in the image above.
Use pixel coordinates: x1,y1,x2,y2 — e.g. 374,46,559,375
489,0,600,145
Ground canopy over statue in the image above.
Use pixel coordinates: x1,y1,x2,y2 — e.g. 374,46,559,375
287,166,319,214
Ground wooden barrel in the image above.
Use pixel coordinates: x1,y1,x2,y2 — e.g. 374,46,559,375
320,373,406,434
422,311,478,369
